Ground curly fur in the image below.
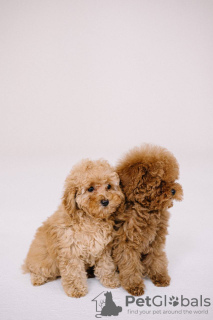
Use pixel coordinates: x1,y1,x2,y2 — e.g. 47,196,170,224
113,144,183,296
22,159,124,298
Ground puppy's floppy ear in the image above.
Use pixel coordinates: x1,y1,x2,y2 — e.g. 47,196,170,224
109,172,120,186
63,184,77,214
118,164,146,187
117,164,146,202
149,161,165,179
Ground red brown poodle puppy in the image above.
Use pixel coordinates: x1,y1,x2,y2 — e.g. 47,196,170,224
113,145,183,296
22,159,124,297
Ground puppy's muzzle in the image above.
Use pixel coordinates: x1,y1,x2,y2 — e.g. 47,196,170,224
101,199,109,207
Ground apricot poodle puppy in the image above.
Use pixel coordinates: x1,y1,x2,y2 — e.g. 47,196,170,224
22,159,124,298
113,145,183,296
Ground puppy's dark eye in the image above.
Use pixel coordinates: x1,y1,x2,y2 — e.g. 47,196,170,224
88,187,94,192
107,184,111,190
171,189,176,195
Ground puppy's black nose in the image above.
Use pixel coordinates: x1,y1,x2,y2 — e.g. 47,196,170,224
101,199,109,207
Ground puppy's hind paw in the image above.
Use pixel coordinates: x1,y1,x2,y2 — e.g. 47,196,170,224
30,273,47,286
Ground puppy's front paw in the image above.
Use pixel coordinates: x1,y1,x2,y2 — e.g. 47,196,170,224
63,284,88,298
151,274,171,287
100,272,120,289
126,284,145,296
120,275,145,296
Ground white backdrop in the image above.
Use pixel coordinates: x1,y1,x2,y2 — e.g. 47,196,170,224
1,1,213,320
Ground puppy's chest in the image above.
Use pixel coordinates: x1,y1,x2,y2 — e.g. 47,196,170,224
72,220,112,262
130,212,161,243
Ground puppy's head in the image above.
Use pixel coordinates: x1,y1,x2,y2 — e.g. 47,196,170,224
116,144,183,211
63,159,124,219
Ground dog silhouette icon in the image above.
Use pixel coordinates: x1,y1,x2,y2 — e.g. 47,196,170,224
101,291,122,316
